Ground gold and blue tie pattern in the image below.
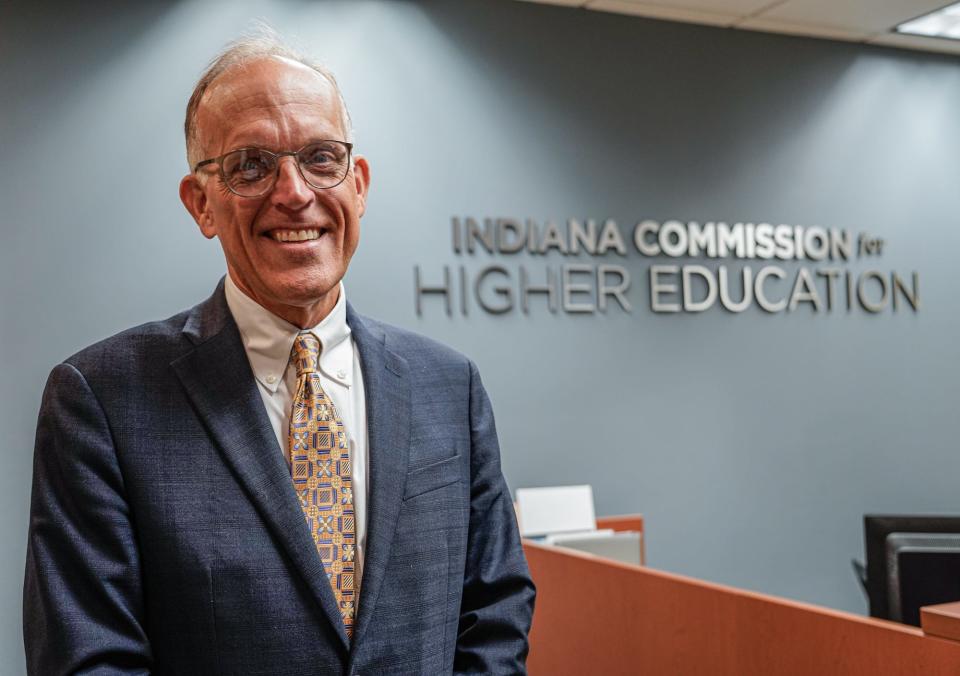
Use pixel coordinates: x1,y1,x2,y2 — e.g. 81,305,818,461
288,332,357,637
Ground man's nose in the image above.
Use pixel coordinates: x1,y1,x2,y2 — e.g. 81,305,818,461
270,156,313,210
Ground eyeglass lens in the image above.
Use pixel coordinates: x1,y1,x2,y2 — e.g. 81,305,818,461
220,141,350,196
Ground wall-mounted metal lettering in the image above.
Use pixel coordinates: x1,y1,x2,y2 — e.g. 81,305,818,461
414,217,919,316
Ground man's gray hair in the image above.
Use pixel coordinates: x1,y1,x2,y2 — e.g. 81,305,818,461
184,25,353,169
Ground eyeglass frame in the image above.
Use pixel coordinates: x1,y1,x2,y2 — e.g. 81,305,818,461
192,140,355,197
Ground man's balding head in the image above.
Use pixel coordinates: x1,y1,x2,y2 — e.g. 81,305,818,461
184,29,352,169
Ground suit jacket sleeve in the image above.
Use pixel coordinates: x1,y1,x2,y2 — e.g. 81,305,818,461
24,362,153,675
454,361,536,674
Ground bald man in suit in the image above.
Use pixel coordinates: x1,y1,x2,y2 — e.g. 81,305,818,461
24,35,534,675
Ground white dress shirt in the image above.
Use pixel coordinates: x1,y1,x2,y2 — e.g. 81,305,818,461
224,274,369,584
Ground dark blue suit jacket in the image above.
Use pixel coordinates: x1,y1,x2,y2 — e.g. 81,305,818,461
24,281,535,675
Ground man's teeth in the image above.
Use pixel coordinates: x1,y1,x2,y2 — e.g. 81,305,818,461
272,229,321,242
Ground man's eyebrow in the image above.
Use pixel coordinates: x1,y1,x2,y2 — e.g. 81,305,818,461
222,137,348,152
225,142,272,151
212,136,277,156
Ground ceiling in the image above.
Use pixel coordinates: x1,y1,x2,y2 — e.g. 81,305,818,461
515,0,960,56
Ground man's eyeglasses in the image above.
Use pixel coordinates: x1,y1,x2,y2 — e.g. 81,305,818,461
193,140,354,197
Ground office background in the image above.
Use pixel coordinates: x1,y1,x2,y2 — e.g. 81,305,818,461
3,0,960,671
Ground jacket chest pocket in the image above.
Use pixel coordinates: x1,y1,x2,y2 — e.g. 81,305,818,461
402,453,462,501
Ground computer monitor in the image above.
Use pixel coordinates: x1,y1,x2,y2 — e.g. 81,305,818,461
863,515,960,625
886,533,960,626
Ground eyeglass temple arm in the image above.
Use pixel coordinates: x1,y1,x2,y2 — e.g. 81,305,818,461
193,158,216,173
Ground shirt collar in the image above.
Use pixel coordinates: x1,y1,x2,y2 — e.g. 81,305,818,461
224,274,353,393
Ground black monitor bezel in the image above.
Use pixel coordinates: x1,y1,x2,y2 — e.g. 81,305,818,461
864,514,960,619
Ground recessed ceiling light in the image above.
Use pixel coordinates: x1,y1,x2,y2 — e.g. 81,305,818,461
896,2,960,40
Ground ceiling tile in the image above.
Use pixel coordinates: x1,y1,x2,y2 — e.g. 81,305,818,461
869,31,960,56
735,16,871,41
515,0,588,6
586,0,740,26
513,0,960,56
589,0,776,13
755,0,953,34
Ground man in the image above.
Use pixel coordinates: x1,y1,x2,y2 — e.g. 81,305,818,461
24,34,535,675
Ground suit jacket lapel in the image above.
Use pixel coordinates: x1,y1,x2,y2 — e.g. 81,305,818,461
346,304,411,649
171,281,350,649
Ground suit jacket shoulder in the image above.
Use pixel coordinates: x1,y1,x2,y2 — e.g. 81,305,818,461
62,287,223,382
348,308,469,364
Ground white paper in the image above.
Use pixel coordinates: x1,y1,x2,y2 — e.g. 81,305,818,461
515,484,597,537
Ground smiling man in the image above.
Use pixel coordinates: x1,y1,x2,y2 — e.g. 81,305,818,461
24,33,534,675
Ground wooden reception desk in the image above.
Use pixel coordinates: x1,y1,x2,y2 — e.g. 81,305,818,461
523,516,960,675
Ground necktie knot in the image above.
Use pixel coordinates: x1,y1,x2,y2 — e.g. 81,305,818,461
291,332,321,377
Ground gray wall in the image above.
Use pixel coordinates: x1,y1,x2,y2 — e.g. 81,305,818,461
4,0,960,671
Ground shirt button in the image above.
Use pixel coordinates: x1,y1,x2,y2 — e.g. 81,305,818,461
266,374,277,384
337,369,347,379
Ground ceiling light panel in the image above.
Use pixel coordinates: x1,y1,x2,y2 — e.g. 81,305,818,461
897,2,960,39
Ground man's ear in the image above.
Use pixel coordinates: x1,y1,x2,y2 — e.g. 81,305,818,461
351,155,371,217
179,174,216,239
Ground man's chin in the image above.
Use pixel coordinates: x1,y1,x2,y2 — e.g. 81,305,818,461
264,277,341,309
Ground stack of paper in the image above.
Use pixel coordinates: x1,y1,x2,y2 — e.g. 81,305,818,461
515,484,643,566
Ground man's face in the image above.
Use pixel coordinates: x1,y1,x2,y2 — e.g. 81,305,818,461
180,57,369,324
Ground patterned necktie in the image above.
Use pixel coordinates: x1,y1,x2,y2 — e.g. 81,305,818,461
288,332,357,638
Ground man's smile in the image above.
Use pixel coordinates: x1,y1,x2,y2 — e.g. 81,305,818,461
266,228,326,243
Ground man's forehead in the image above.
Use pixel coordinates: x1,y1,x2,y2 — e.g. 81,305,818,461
203,56,335,114
194,56,341,151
